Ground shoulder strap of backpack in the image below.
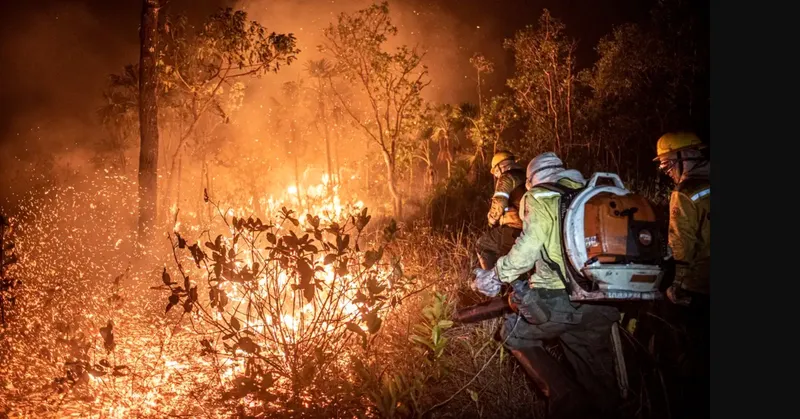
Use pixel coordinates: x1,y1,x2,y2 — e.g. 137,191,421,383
535,182,571,195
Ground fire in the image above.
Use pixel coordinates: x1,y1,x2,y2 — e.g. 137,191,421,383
1,171,402,417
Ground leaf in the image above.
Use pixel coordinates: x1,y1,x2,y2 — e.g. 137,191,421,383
166,293,179,313
336,259,349,276
437,320,454,329
410,335,435,351
230,316,241,331
209,287,219,307
176,234,186,249
364,310,382,334
238,337,259,354
189,244,205,266
323,254,337,265
383,219,398,242
363,247,384,269
112,365,130,377
345,322,367,347
203,188,209,202
367,276,386,295
218,290,229,309
161,268,172,286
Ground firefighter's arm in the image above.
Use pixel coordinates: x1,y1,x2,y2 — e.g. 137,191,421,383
487,175,514,225
668,191,698,289
494,194,549,282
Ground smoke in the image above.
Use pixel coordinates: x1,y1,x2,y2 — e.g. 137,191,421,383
232,0,488,104
0,1,135,203
0,0,652,214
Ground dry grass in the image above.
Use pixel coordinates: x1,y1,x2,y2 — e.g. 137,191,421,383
371,224,545,418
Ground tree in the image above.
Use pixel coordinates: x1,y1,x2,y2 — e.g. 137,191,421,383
469,53,494,118
321,1,430,219
158,8,299,218
579,0,708,179
504,9,580,157
136,0,161,246
106,8,300,228
430,104,458,179
97,64,140,171
471,94,519,155
305,59,336,192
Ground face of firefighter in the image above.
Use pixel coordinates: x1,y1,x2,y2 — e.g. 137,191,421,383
658,148,705,184
658,158,682,184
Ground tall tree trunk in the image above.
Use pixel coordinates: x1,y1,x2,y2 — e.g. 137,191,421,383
136,0,160,247
175,151,182,216
381,150,402,219
291,123,302,208
476,71,483,118
318,79,334,192
333,125,341,186
365,141,370,190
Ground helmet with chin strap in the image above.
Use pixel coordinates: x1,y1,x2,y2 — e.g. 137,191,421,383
654,132,708,178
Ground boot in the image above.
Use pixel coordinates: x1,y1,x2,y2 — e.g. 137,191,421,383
511,346,593,419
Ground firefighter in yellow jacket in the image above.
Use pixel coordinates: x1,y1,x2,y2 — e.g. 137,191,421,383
654,132,710,418
654,132,710,306
472,152,621,419
475,151,527,269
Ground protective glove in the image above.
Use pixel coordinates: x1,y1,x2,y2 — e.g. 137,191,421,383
471,268,502,297
666,284,691,306
487,212,499,227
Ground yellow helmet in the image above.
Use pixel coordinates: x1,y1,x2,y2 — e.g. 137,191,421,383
653,132,706,161
491,151,515,172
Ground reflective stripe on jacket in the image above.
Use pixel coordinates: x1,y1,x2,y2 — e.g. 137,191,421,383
488,168,526,228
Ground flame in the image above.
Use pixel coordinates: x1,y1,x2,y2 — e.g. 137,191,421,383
2,171,396,417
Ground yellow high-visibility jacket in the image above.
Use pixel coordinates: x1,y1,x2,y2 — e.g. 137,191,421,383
669,176,710,295
495,178,584,289
488,167,526,229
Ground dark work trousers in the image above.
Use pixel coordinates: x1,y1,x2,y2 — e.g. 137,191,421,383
501,288,621,418
475,225,521,269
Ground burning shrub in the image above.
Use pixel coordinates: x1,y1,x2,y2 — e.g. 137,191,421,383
152,195,423,416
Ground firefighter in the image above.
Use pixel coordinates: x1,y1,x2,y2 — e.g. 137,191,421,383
654,131,710,418
654,132,710,306
472,152,621,419
475,151,526,270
